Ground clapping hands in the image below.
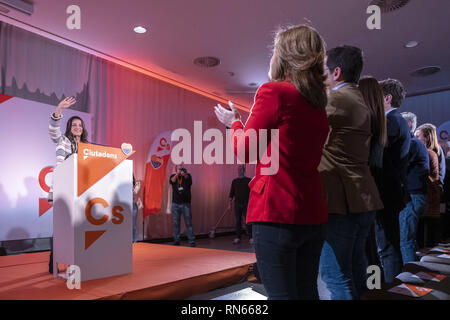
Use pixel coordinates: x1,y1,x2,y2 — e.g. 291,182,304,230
214,101,241,128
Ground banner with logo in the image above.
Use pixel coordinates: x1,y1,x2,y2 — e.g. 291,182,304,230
143,131,172,218
53,142,134,281
437,121,450,142
0,94,91,241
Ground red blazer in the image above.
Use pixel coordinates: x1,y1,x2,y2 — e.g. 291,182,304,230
231,81,329,225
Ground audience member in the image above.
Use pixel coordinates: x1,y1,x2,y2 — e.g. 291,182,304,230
441,142,450,239
399,112,429,263
374,79,411,283
416,124,441,217
214,25,329,300
359,77,387,268
318,47,383,300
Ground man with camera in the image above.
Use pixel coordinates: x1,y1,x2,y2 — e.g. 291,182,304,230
169,165,196,247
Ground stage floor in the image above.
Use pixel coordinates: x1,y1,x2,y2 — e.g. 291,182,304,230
0,242,256,300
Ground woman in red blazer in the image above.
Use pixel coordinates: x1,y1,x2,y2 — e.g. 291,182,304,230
214,25,329,299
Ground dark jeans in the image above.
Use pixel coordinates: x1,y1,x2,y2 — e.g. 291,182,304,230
375,209,403,283
399,193,427,264
171,203,195,243
235,202,251,239
252,222,325,300
319,212,376,300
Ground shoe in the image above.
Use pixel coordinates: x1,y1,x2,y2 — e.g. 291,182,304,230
173,241,180,246
189,242,196,247
249,238,254,245
233,238,241,245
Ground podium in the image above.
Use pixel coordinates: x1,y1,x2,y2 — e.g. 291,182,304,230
53,142,134,281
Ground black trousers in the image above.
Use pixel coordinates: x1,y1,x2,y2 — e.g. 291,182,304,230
235,202,251,238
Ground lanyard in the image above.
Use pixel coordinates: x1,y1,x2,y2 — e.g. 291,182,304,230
177,175,183,187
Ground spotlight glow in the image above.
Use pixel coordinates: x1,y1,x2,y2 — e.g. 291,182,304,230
133,26,147,34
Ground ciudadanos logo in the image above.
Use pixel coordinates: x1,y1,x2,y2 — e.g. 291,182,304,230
83,148,118,160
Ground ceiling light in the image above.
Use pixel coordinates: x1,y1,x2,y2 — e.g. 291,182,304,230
411,66,441,77
133,26,147,34
405,41,419,48
193,56,221,68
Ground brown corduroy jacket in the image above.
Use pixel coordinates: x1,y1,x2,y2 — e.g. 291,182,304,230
318,83,384,214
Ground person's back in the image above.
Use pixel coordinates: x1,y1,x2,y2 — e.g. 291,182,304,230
375,79,411,283
245,80,330,225
215,25,330,300
322,85,371,166
407,136,429,195
318,45,383,301
383,109,411,202
319,84,382,213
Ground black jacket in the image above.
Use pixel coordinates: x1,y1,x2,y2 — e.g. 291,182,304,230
406,134,429,194
381,109,411,208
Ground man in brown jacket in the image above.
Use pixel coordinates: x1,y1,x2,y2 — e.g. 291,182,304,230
318,46,383,300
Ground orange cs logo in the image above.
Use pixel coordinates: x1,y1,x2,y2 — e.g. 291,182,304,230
84,198,125,249
156,137,170,152
38,166,54,217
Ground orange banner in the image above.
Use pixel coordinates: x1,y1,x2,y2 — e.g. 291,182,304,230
144,131,172,218
77,142,134,196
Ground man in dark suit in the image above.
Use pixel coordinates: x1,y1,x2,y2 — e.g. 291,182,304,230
375,79,411,282
399,112,429,264
318,46,384,300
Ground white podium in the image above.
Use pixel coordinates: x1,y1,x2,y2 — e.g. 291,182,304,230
53,142,134,281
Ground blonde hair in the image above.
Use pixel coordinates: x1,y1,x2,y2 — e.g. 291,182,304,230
269,25,327,110
416,123,440,156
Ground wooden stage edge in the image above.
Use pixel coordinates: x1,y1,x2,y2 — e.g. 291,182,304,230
0,242,257,300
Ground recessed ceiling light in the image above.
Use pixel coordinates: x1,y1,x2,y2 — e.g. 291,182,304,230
193,56,221,68
411,66,441,77
405,41,419,48
133,26,147,34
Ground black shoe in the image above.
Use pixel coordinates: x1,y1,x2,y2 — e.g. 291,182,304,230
173,241,180,246
189,242,196,247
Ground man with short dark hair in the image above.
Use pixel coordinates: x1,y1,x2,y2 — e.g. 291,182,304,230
169,165,196,247
376,79,411,282
318,45,383,300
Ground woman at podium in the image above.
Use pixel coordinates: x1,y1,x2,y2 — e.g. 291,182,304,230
48,97,89,274
48,97,89,202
